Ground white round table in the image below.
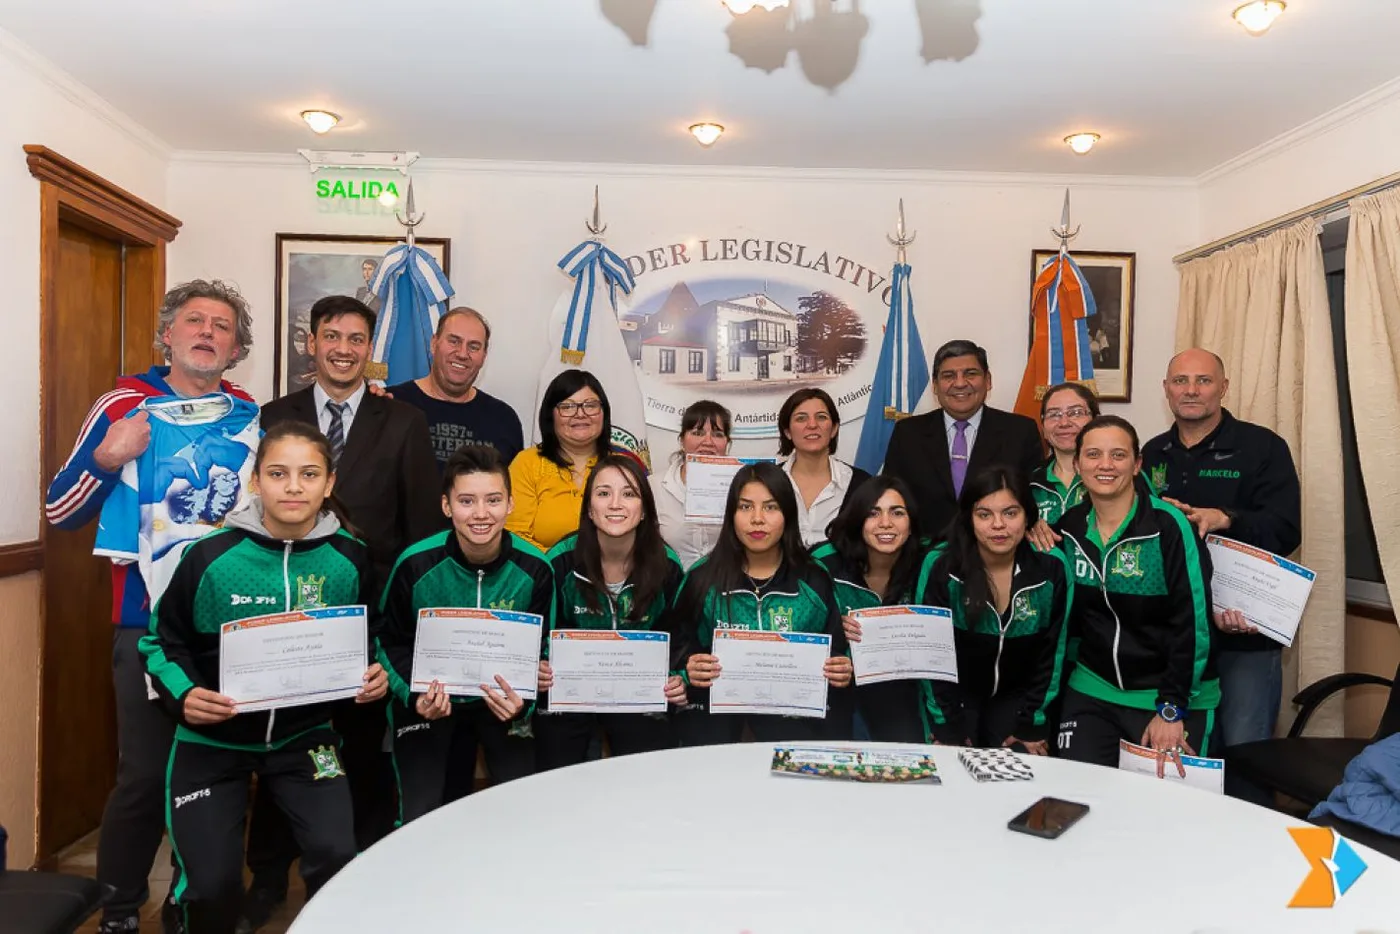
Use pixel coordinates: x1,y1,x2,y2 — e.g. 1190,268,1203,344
291,743,1399,933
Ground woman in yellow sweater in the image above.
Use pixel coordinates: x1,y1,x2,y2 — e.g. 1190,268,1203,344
506,369,614,550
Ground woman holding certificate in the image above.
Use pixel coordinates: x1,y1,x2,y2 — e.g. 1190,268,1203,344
140,422,384,933
777,388,870,548
506,369,615,551
915,466,1074,755
671,462,854,744
650,399,732,569
813,476,929,743
376,446,554,824
537,454,687,769
1054,415,1220,771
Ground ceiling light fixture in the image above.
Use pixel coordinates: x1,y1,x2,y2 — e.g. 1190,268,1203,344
722,0,789,13
689,122,725,147
1064,132,1101,155
1232,1,1286,35
300,110,341,134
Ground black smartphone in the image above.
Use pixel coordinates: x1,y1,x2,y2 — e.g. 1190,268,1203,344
1007,797,1090,839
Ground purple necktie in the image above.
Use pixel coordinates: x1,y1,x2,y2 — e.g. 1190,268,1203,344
951,419,970,496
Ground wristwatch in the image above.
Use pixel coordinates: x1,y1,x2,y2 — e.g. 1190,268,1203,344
1156,701,1185,723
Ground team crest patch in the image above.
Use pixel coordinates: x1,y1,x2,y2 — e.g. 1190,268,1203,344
1148,463,1168,493
308,746,345,780
489,598,516,611
1110,544,1144,579
766,607,794,632
295,574,326,610
1011,593,1037,622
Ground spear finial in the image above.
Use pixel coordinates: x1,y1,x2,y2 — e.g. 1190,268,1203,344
585,185,608,238
395,177,426,248
1051,188,1080,254
886,198,917,264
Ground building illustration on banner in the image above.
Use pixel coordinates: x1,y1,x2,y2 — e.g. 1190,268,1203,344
619,238,887,438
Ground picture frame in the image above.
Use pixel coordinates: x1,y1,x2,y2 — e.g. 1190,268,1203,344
1029,249,1136,403
273,234,452,398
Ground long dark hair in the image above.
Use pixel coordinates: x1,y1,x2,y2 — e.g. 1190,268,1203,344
690,462,812,599
253,420,358,537
941,466,1038,617
573,455,669,620
777,387,839,456
824,475,924,603
537,369,612,469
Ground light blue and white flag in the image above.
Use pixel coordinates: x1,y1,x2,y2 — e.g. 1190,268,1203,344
535,240,651,471
368,243,454,385
854,261,930,474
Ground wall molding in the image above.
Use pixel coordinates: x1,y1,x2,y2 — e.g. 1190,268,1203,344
168,149,1197,190
0,26,172,161
1196,75,1400,187
0,541,42,578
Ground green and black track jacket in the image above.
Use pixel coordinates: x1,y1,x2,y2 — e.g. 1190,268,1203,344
545,533,685,635
914,542,1073,742
809,542,922,613
375,530,553,707
1055,476,1220,713
1030,457,1086,526
141,501,374,750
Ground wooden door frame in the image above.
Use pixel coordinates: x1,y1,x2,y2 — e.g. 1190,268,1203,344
26,145,181,858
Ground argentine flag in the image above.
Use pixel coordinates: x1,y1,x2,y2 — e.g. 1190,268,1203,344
854,262,930,474
368,243,455,385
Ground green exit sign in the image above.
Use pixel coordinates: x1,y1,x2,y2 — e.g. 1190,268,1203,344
315,178,401,201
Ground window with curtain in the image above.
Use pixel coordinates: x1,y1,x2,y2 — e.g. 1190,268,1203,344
1325,221,1387,608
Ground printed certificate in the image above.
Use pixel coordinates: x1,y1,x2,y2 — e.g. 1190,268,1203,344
1118,740,1225,795
547,630,669,713
684,455,777,523
709,629,830,718
1205,535,1316,647
410,608,542,700
847,605,958,686
219,605,367,713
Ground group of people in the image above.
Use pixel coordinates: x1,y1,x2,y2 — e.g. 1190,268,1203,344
50,281,1300,934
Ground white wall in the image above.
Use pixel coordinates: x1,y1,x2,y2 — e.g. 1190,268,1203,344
1197,80,1400,244
0,31,170,544
167,157,1197,463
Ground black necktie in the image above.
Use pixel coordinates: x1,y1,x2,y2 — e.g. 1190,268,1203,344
325,400,349,464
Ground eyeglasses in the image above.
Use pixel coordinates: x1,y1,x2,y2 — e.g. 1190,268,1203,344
556,399,603,417
1043,407,1092,422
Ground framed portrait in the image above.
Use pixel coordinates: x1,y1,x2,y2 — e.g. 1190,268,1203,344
1029,249,1136,402
273,234,451,398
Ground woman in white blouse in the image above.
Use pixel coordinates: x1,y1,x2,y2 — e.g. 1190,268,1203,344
777,388,871,548
650,400,732,569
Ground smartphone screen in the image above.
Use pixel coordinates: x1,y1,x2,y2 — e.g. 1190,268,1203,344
1007,797,1090,838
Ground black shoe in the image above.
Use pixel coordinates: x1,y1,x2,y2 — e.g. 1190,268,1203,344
234,885,287,934
97,917,140,934
161,896,186,934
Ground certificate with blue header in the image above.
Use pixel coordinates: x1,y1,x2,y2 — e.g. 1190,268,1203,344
219,605,367,713
684,455,778,523
709,630,830,718
1205,535,1316,647
547,630,669,713
410,608,542,700
847,605,958,686
1118,740,1225,795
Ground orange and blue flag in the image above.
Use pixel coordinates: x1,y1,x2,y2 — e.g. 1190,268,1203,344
1015,251,1097,420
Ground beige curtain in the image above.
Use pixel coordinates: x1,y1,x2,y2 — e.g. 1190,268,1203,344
1176,218,1347,737
1345,188,1400,631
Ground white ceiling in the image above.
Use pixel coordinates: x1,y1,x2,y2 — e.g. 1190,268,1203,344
2,0,1397,176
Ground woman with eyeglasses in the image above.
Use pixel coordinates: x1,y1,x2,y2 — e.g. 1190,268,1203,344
506,369,616,551
1026,382,1099,554
650,400,733,569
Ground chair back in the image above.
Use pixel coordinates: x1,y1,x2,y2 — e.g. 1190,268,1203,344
1375,660,1400,741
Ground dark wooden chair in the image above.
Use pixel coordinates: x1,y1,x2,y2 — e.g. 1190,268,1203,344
0,825,110,934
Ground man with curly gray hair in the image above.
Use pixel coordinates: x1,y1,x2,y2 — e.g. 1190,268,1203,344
46,279,258,934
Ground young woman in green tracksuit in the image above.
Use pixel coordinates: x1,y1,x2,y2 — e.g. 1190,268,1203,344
536,454,686,770
1054,415,1220,772
375,445,553,825
141,421,384,934
811,475,929,743
671,461,853,744
914,466,1073,754
1030,381,1099,525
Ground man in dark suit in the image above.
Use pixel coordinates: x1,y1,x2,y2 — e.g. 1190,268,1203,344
883,339,1043,539
242,295,439,931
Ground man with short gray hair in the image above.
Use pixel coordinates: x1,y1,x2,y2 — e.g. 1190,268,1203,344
46,279,257,934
